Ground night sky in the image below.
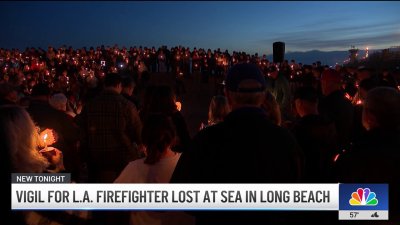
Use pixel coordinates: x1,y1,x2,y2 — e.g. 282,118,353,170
1,1,399,54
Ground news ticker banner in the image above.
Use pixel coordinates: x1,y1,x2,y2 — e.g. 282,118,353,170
11,173,388,221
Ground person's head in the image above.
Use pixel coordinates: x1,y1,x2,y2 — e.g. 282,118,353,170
31,83,51,99
146,85,177,115
362,87,400,131
294,87,319,118
121,76,135,96
268,66,278,79
358,78,378,101
86,75,98,89
261,91,281,126
142,113,176,165
104,73,122,93
225,63,266,110
49,93,67,112
208,95,231,125
0,105,48,172
0,83,18,103
357,67,371,81
320,69,342,96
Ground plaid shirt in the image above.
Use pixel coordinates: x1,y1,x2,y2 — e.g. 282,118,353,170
76,89,142,172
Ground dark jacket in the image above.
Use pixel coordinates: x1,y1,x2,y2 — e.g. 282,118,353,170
319,90,354,150
169,111,191,153
172,107,303,225
75,90,142,182
291,114,337,182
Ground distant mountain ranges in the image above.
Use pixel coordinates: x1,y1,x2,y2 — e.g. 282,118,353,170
266,49,372,66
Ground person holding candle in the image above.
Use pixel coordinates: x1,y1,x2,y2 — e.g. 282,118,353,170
318,69,354,152
0,105,81,225
27,83,81,181
335,87,400,223
157,50,167,73
140,85,190,153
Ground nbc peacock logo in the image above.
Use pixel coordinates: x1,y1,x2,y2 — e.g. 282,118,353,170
349,188,378,206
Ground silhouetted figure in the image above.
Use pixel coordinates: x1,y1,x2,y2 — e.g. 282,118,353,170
319,69,354,151
292,87,337,182
336,87,400,224
172,63,303,225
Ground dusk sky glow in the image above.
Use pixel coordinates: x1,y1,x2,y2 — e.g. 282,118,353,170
1,1,399,54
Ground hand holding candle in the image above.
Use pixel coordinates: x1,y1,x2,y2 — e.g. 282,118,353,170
39,147,65,172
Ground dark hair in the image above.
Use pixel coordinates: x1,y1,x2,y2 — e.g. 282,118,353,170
359,78,377,92
364,87,400,131
142,114,176,165
208,95,230,124
104,73,122,87
294,86,318,103
121,76,135,88
144,85,177,115
31,83,51,97
0,83,16,98
261,91,281,126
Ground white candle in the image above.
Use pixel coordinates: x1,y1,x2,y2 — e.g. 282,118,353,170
43,133,48,151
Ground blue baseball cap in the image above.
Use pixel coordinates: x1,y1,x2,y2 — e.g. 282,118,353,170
225,63,267,93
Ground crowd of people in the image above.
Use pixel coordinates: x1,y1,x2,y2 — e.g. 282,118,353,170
2,45,400,225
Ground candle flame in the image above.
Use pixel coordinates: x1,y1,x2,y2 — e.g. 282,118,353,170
43,133,48,142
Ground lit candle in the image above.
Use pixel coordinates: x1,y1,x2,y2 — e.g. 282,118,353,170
175,101,182,111
43,133,48,151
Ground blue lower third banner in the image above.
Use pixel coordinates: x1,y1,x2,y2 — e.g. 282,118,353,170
339,184,389,220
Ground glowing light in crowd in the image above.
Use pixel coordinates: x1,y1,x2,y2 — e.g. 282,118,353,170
345,93,352,101
175,101,182,111
333,154,340,162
